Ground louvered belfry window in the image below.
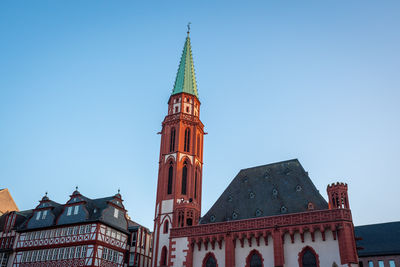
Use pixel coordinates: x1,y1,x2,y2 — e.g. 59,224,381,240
181,161,188,195
184,128,190,152
167,163,173,195
169,128,176,152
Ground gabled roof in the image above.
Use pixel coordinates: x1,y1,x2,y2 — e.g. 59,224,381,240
171,34,198,98
355,221,400,257
200,159,329,224
0,188,19,215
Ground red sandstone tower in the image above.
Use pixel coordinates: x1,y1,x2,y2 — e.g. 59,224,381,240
152,29,204,267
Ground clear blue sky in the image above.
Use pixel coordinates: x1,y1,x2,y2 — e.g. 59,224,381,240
1,1,399,228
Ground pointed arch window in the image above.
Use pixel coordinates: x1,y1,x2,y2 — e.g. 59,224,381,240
169,128,176,152
181,161,188,195
167,163,173,195
160,246,168,266
298,246,319,267
194,171,198,199
184,128,191,152
197,134,200,156
163,220,169,234
246,250,263,267
202,253,217,267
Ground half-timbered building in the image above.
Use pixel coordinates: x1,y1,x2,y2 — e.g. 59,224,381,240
0,210,32,267
151,29,360,267
9,189,130,267
127,220,152,267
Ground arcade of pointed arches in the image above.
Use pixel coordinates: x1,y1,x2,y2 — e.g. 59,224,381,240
199,247,319,267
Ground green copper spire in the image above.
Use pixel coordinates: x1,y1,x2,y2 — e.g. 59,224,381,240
172,27,198,98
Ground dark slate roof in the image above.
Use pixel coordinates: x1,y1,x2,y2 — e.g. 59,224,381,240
355,221,400,257
200,159,329,224
0,210,33,231
17,193,128,233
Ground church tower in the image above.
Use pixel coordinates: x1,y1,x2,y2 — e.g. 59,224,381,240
152,29,204,267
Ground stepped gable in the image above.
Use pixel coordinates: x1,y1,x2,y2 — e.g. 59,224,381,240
355,221,400,257
200,159,329,224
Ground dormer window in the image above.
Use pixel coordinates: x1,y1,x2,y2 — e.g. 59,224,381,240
67,206,72,216
114,208,119,218
74,205,79,215
42,210,48,219
35,211,41,220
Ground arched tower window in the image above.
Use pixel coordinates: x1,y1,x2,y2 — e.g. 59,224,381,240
202,253,217,267
246,250,263,267
181,161,188,195
160,246,168,266
169,128,176,152
184,128,191,152
167,163,173,195
197,134,200,156
163,220,169,233
194,170,198,199
298,246,319,267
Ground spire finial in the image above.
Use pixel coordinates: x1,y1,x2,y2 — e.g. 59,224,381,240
118,188,120,194
45,191,48,196
75,186,78,191
187,22,191,36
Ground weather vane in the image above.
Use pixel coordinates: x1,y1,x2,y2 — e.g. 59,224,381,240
187,22,191,35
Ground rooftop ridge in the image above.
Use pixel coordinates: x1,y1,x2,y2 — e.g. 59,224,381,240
239,158,300,172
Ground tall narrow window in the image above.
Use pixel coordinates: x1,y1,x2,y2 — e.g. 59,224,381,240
184,128,190,152
163,220,169,233
194,171,198,199
169,128,176,152
160,246,167,266
181,162,188,195
167,163,173,195
197,135,200,156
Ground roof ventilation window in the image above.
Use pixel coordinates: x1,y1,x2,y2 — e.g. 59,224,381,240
255,209,263,217
249,192,255,199
228,195,233,202
280,206,287,214
232,212,238,219
264,170,271,179
210,215,216,222
296,185,302,192
242,176,248,183
272,188,278,197
307,202,314,210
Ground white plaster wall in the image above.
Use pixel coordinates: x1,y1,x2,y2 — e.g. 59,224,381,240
156,215,171,266
193,241,225,267
235,236,274,267
161,200,173,214
283,230,346,267
171,237,189,267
